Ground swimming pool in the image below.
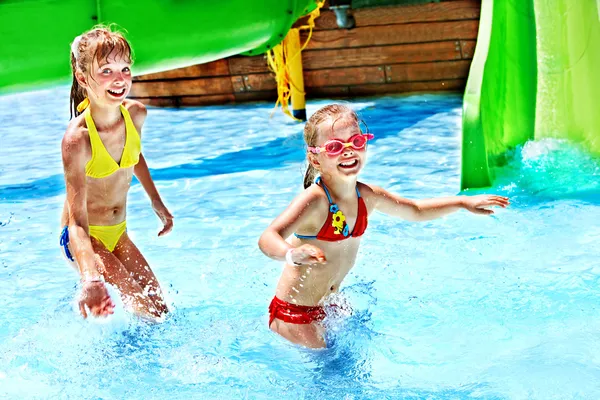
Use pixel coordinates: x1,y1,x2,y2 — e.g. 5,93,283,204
1,88,599,399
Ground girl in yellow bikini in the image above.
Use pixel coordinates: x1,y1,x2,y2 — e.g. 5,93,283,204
60,27,173,321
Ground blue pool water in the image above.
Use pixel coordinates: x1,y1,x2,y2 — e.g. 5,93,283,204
1,88,599,399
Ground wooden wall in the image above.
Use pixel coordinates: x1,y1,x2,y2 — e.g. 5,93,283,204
130,0,480,107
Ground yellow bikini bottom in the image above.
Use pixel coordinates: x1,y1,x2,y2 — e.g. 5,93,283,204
89,221,127,252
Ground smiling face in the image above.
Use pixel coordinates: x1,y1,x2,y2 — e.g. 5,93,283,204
71,29,133,112
309,113,368,180
78,49,132,107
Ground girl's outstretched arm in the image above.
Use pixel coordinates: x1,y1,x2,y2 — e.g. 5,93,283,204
128,101,174,236
369,185,509,221
258,188,327,265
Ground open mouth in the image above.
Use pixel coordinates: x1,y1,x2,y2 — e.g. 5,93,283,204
339,159,358,169
107,88,126,97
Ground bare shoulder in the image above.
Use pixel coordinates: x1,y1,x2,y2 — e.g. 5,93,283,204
357,181,416,215
123,99,147,127
302,183,330,206
357,181,388,209
357,181,377,196
357,181,379,200
293,183,330,219
282,183,330,234
62,116,90,157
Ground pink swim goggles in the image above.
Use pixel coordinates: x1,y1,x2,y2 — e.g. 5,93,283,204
308,133,375,156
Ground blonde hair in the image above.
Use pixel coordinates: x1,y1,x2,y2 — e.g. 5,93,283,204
302,104,360,188
69,26,132,119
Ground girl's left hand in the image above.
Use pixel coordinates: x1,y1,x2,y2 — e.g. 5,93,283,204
153,201,174,236
463,195,510,215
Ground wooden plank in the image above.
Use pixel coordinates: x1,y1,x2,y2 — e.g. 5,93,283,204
307,10,339,30
306,86,351,97
233,91,277,102
311,0,480,30
133,59,230,81
131,76,233,97
349,79,466,95
179,95,235,106
231,75,246,93
385,60,471,83
460,40,477,59
303,20,479,49
352,1,480,26
302,40,463,70
228,55,270,75
132,94,235,107
242,74,277,92
305,66,385,87
131,97,175,107
233,66,387,94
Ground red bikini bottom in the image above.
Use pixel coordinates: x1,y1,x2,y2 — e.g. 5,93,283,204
268,296,327,326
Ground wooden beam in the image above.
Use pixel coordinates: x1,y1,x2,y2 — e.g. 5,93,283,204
302,40,463,70
233,91,277,102
385,60,471,83
242,74,277,92
133,59,230,81
460,40,476,59
303,20,479,49
229,65,388,93
131,76,233,97
312,0,480,30
132,94,236,107
305,66,385,87
228,55,270,75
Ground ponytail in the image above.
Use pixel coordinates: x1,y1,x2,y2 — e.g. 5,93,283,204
304,164,318,189
69,53,86,119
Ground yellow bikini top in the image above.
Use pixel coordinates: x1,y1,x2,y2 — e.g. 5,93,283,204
84,104,141,179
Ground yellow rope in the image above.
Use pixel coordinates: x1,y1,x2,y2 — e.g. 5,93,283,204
267,1,325,119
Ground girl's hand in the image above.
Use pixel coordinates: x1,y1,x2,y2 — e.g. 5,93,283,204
463,195,510,215
78,281,115,318
289,244,327,266
153,201,174,236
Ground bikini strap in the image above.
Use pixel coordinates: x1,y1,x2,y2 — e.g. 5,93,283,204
315,176,340,214
83,108,101,157
315,176,334,205
120,104,135,129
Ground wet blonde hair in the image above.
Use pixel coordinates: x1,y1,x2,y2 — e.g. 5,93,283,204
69,26,133,119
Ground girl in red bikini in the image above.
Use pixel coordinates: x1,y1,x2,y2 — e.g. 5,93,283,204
259,104,510,348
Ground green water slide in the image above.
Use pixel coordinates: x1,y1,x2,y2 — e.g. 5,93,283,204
0,0,319,94
461,0,600,189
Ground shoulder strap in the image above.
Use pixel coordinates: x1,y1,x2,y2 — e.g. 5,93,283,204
120,104,133,126
120,104,140,139
83,108,101,157
315,176,334,205
118,104,142,166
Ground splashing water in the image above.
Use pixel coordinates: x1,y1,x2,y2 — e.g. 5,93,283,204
1,88,599,399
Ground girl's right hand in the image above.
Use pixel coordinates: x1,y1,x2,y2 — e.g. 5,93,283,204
290,244,327,266
78,281,115,318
